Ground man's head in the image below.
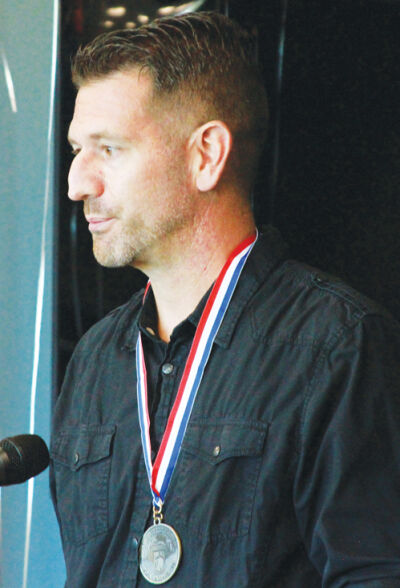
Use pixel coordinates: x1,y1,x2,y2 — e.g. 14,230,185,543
68,12,268,270
72,12,268,192
72,11,268,185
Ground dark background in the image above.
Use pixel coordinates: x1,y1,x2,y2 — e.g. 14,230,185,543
57,0,400,387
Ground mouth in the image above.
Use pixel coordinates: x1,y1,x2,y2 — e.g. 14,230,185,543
85,216,115,233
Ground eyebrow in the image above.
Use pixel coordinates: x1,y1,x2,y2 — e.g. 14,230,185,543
67,131,131,146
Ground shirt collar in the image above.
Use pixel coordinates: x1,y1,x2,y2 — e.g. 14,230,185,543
210,225,289,348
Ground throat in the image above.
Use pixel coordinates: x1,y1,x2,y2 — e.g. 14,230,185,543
155,286,210,343
150,262,219,343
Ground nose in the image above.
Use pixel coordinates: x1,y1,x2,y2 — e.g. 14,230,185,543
68,152,104,201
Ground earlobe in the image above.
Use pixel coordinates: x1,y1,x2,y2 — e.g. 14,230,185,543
191,121,233,192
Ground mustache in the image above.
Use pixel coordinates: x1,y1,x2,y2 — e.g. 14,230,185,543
84,204,115,217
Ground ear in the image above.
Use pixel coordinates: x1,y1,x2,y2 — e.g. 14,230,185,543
189,121,233,192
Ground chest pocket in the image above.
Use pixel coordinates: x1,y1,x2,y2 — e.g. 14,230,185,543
171,419,268,542
51,424,116,546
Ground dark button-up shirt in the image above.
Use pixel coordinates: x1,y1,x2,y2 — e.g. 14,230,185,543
50,227,400,587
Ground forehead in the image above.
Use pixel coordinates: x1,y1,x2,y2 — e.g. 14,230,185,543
69,70,155,139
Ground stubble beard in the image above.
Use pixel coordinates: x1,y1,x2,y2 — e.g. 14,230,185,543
91,209,194,269
92,226,139,268
91,220,154,268
89,176,196,269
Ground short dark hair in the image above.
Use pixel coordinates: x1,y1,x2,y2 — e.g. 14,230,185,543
72,11,268,145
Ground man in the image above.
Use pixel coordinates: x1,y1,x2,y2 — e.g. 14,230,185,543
50,11,400,587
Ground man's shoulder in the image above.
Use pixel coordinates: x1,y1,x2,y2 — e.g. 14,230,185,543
251,256,396,344
255,226,391,321
280,259,387,316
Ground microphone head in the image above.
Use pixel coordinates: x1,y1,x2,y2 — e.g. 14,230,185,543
0,434,50,486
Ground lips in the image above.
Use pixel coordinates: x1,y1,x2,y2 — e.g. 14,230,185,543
85,216,115,232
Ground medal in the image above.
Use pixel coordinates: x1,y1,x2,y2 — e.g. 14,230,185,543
136,232,258,583
139,504,182,585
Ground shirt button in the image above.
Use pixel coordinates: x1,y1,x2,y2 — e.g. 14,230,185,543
213,445,221,457
161,363,174,375
74,452,80,465
132,536,139,548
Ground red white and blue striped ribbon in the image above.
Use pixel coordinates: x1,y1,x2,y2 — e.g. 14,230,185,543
136,231,258,507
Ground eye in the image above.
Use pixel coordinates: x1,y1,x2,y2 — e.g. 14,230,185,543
102,145,117,156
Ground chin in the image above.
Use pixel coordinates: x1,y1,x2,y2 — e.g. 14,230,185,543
93,244,136,268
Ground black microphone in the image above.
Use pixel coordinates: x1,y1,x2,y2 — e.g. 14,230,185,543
0,434,50,486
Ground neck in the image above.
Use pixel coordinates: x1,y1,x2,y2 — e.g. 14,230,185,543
140,213,256,342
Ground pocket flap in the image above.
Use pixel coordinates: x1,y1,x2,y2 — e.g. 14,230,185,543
182,419,268,465
51,424,116,471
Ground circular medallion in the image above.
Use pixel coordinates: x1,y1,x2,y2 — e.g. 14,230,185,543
139,523,182,585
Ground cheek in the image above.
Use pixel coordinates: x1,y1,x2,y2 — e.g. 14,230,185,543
141,155,182,197
108,142,190,212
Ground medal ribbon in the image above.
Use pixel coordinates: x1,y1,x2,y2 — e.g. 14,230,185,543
136,231,258,507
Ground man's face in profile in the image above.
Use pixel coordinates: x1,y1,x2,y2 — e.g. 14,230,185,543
67,70,197,270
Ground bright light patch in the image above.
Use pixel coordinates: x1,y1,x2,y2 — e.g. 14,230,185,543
106,6,127,18
157,6,176,16
173,0,207,15
1,47,17,113
137,14,150,24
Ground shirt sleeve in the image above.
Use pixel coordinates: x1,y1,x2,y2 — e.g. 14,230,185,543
294,313,400,587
